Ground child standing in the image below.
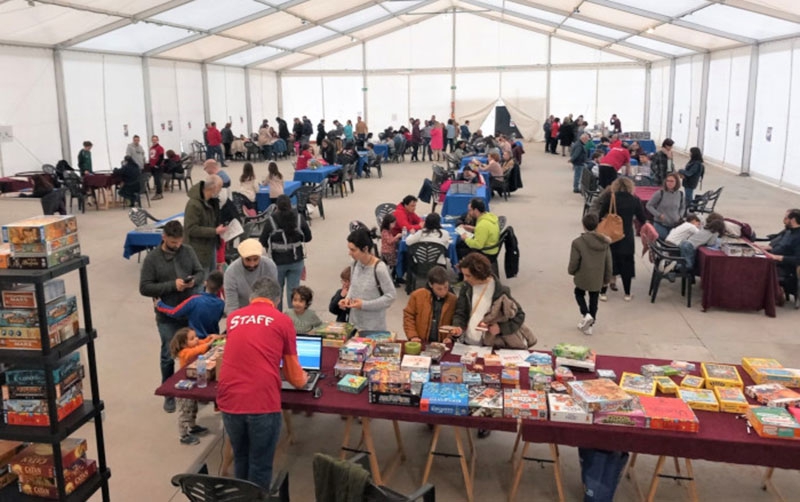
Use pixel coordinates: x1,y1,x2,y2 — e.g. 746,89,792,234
157,271,225,339
287,286,323,333
169,328,221,444
329,266,351,322
380,214,403,285
568,214,613,335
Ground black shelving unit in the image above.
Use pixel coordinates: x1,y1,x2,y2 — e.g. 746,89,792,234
0,257,110,501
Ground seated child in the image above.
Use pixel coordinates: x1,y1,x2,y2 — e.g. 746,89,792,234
665,213,702,246
329,266,351,323
169,328,222,445
674,219,727,273
157,271,225,339
287,285,323,334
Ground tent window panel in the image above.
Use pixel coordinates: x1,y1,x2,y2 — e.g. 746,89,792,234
723,52,751,168
782,45,800,188
550,69,597,125
596,68,646,133
409,74,451,121
703,56,731,163
749,45,792,181
323,76,362,124
367,75,409,131
671,62,692,150
282,76,323,127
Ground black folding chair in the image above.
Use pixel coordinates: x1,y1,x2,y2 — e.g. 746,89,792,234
405,242,448,294
648,239,694,308
375,202,397,227
171,472,288,502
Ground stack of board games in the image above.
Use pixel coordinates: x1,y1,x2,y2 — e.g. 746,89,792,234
553,343,596,372
368,370,421,406
334,338,373,377
548,393,592,424
468,386,503,417
742,357,800,387
9,438,97,499
503,389,547,420
0,289,79,351
593,397,647,428
746,406,800,440
0,441,24,489
1,216,80,270
420,383,470,416
745,383,800,407
1,353,84,426
311,321,355,347
567,379,634,413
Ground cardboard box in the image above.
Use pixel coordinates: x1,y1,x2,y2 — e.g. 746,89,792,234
548,393,593,424
337,375,367,394
714,386,749,414
468,386,503,417
594,399,647,428
1,280,66,309
339,340,372,362
4,385,83,426
362,357,400,375
742,357,782,374
701,363,743,389
3,365,83,400
501,366,520,386
9,438,88,478
0,244,9,269
17,458,97,499
0,311,79,347
401,355,431,373
745,383,800,407
552,343,591,360
568,379,634,413
555,351,597,372
619,372,656,397
334,359,363,378
8,244,81,269
369,384,421,407
747,367,800,388
420,383,470,416
746,406,800,440
440,362,464,383
504,389,547,420
312,321,355,340
653,376,679,395
10,233,79,256
680,375,705,389
0,295,77,328
356,330,396,343
639,396,699,433
526,352,552,366
4,352,80,386
368,370,412,394
0,441,24,487
410,370,430,384
678,388,719,412
2,215,78,245
372,342,402,359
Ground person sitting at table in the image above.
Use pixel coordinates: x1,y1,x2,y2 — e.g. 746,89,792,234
453,140,467,164
392,195,423,236
320,138,336,166
760,208,800,300
667,219,726,277
295,144,313,171
456,198,500,264
262,162,284,206
458,166,481,184
403,266,456,343
287,285,323,334
647,173,686,240
237,162,258,212
484,152,504,180
364,143,377,178
162,150,184,191
665,213,702,246
329,267,352,323
629,141,645,159
379,214,402,285
114,155,141,207
405,213,452,266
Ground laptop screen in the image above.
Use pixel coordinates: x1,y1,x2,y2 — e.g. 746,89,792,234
295,335,322,371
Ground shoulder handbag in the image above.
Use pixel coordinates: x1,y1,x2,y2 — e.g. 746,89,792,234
597,192,625,244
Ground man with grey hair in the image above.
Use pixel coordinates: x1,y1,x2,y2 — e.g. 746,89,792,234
184,174,226,272
224,239,278,314
570,133,590,193
126,135,146,169
217,276,307,489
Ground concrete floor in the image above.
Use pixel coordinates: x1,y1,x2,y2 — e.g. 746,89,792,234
2,145,799,502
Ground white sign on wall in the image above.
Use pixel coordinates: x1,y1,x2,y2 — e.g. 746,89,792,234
0,126,13,143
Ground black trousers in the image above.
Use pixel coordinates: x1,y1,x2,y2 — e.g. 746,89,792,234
223,142,232,159
574,288,599,319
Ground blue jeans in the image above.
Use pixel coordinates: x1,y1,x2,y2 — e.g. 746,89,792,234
156,316,187,382
653,221,672,240
277,260,304,311
223,412,282,489
684,188,694,211
206,145,224,164
573,164,585,192
679,241,697,271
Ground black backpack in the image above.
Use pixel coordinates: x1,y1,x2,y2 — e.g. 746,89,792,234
267,214,305,261
503,227,519,279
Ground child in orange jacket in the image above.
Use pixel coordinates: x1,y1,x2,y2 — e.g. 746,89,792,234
170,327,221,444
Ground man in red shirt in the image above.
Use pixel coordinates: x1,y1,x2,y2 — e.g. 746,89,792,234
217,277,307,488
206,122,227,167
392,195,422,236
149,135,165,200
598,146,631,188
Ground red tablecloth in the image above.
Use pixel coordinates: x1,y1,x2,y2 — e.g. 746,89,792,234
83,173,120,189
154,347,518,432
521,354,800,470
634,185,659,220
0,177,32,193
696,247,780,317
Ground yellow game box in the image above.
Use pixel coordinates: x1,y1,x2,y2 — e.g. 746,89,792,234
653,376,679,394
714,387,749,414
679,388,720,412
619,372,656,397
680,375,705,389
701,363,743,389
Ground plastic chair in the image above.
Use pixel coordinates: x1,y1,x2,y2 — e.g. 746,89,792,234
40,188,66,215
477,226,511,278
326,167,347,198
375,203,397,227
171,471,289,502
688,187,723,215
491,169,514,201
62,172,86,214
137,172,152,208
648,239,694,308
405,242,448,294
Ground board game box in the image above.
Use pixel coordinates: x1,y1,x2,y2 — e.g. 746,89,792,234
356,330,396,343
440,362,464,383
638,396,700,433
0,244,9,269
468,386,503,417
501,365,520,386
742,357,782,374
17,458,97,499
4,386,84,426
4,352,80,386
680,375,705,389
746,367,800,388
619,372,656,397
372,342,402,359
420,383,470,416
368,383,422,407
593,398,647,428
368,370,412,394
746,406,800,440
0,441,24,488
334,359,363,378
362,357,400,375
410,370,430,384
548,393,593,424
339,340,372,362
462,372,482,386
555,351,597,372
337,375,367,394
8,244,81,269
0,310,79,348
312,321,355,340
678,388,719,412
9,438,88,478
3,365,83,400
0,295,77,329
552,343,591,360
714,386,749,414
401,355,431,372
745,383,800,407
653,376,679,395
2,216,78,245
640,364,665,377
568,379,634,413
504,389,547,420
701,363,743,389
1,280,66,309
9,232,79,257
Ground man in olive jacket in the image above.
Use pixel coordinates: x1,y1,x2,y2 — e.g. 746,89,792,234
568,213,613,335
184,174,226,272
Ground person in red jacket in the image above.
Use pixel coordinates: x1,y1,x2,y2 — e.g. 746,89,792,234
392,195,422,236
149,135,165,200
206,122,226,167
549,118,560,155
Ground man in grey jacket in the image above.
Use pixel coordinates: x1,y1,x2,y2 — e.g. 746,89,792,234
139,220,204,413
224,239,278,314
126,135,146,169
570,133,590,193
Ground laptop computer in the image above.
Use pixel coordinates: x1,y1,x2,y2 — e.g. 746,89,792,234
281,335,322,391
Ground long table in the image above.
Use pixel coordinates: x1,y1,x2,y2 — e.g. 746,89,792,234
460,155,488,169
256,180,301,212
395,225,459,278
123,213,183,259
441,184,489,218
696,246,780,317
293,164,340,185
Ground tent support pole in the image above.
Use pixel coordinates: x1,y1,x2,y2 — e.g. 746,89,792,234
54,49,72,163
697,54,710,152
740,44,759,177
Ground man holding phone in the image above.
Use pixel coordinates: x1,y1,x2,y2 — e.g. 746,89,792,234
140,220,205,413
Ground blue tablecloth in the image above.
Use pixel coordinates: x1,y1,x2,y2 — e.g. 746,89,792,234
460,155,488,169
356,151,368,176
457,165,491,185
293,164,340,184
257,180,301,212
440,185,489,218
123,213,183,259
373,144,389,160
396,225,459,277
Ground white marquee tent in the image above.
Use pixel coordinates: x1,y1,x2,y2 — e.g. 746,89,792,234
1,0,800,188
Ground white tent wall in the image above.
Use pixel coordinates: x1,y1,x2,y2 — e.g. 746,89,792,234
596,68,646,132
688,55,704,149
206,65,248,137
550,69,597,126
281,76,323,126
671,59,692,149
62,51,147,170
550,38,603,65
648,62,670,145
322,76,363,124
500,71,547,142
454,72,499,136
784,40,800,188
0,46,62,176
366,75,409,131
722,48,750,169
409,73,451,122
749,40,793,184
703,47,751,169
148,59,206,154
248,70,279,133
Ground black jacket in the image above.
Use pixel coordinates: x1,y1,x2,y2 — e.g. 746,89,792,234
303,119,313,136
277,119,290,140
599,191,646,256
258,209,312,265
317,123,326,145
680,160,703,189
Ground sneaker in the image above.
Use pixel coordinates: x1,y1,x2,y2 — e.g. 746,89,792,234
662,261,677,274
477,429,492,439
599,294,608,302
666,272,677,283
584,325,593,335
609,283,618,292
152,194,164,200
163,397,176,413
577,313,594,332
624,295,632,302
180,434,200,445
188,425,209,436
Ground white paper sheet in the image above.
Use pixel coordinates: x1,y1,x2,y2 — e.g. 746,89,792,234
450,343,493,358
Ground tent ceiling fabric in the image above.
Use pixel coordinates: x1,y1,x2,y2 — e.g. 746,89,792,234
0,0,797,68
